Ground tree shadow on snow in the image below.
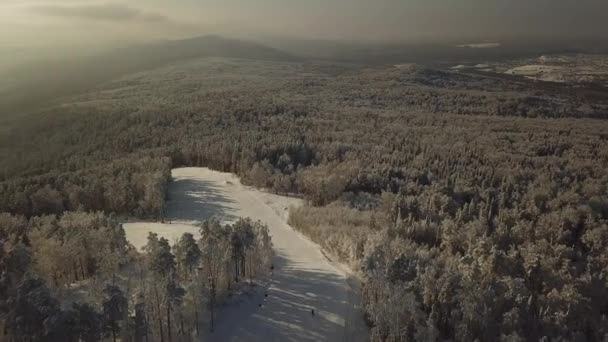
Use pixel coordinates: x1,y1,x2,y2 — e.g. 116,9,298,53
166,178,238,223
210,252,366,342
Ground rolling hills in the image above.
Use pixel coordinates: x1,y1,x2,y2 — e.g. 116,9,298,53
0,35,296,117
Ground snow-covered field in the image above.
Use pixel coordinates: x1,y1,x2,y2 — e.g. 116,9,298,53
505,64,566,82
124,167,368,341
459,54,608,85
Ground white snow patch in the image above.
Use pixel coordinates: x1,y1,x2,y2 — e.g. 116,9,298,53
505,64,566,82
458,42,501,48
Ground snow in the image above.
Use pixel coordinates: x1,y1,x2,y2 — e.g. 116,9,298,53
505,64,563,75
505,65,566,82
394,63,416,69
451,64,491,71
124,167,368,341
457,42,501,49
123,222,199,249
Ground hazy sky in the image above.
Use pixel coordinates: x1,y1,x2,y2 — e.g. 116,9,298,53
1,0,607,48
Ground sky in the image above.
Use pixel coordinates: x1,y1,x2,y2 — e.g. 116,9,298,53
1,0,607,49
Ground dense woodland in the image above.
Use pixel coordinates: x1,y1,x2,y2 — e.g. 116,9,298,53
1,213,272,341
2,57,608,341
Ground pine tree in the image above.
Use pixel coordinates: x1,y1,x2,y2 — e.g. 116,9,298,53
102,284,128,342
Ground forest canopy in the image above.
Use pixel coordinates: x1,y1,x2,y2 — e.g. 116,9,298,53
1,57,608,341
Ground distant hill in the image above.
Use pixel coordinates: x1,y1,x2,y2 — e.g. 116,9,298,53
156,35,296,63
0,35,296,117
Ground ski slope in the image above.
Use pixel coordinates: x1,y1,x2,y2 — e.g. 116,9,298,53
124,167,368,341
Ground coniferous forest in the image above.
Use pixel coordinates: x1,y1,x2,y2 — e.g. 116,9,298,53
2,57,608,341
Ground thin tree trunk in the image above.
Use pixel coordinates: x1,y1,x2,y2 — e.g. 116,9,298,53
209,281,215,332
179,314,184,336
154,285,164,342
112,322,117,342
249,254,253,282
144,307,150,342
195,308,200,336
234,259,239,282
73,262,79,281
167,303,172,342
210,299,215,332
80,259,86,279
241,257,246,280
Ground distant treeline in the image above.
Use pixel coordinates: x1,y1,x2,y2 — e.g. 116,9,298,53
0,156,170,219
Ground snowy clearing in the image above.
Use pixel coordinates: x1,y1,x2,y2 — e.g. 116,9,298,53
504,65,566,82
124,167,368,341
